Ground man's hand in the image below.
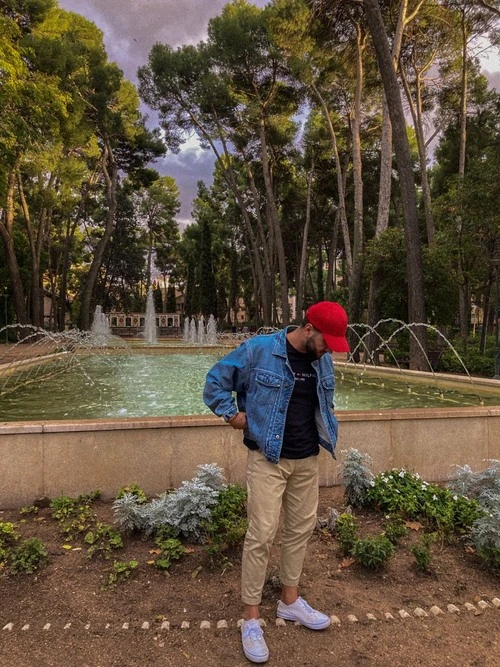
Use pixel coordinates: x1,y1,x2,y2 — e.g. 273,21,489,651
227,412,247,430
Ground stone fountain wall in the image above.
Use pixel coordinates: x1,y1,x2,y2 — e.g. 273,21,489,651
0,406,499,508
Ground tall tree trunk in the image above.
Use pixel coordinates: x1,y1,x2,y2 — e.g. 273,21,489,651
348,24,365,349
258,114,290,324
79,138,118,330
0,160,28,326
400,62,435,244
296,167,314,318
311,83,353,280
364,0,427,370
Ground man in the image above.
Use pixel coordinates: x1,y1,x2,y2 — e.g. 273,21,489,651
203,301,349,664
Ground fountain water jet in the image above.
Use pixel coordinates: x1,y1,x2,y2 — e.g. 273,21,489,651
142,287,157,345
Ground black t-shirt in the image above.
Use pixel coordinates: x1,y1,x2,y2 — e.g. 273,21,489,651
244,338,320,459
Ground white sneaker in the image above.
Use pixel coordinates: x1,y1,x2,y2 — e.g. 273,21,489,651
241,619,269,663
276,597,331,630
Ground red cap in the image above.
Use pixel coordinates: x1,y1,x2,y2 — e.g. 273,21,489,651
306,302,350,353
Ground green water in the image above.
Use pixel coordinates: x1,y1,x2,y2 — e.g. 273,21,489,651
0,353,499,422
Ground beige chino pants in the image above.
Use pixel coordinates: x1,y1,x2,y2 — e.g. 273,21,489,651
241,448,319,606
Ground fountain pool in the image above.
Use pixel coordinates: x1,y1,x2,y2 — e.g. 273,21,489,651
1,351,499,422
0,333,499,508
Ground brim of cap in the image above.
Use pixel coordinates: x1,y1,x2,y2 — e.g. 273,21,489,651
323,332,350,353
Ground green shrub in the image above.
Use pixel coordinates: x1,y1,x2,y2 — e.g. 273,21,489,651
116,483,148,504
351,535,395,570
106,560,138,586
411,533,437,572
366,468,481,535
335,513,358,555
154,537,187,570
84,523,123,559
203,483,248,559
9,538,48,573
382,516,408,544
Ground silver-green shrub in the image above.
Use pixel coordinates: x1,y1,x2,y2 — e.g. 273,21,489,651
341,448,374,508
113,463,226,542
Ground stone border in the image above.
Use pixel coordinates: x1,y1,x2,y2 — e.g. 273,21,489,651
3,597,498,634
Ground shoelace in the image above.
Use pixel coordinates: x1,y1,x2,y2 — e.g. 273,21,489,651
243,625,264,641
297,598,316,615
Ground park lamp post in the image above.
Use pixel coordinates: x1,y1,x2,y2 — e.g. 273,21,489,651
493,242,500,380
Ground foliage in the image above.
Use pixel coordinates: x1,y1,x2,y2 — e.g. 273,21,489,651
203,483,248,560
447,460,500,571
84,523,123,559
50,492,97,540
366,468,482,535
116,483,148,504
351,535,395,570
382,516,408,544
9,538,48,574
153,537,187,571
341,448,374,508
437,344,495,377
113,464,230,542
335,513,358,555
411,533,437,573
106,560,139,587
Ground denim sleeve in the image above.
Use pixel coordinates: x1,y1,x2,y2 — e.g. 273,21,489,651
203,343,249,419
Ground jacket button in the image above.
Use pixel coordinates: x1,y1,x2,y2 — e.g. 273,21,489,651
275,435,280,439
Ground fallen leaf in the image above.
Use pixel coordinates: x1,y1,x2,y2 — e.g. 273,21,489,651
404,521,424,531
61,544,72,550
465,546,476,554
147,560,156,565
191,565,203,578
340,557,356,568
149,549,162,555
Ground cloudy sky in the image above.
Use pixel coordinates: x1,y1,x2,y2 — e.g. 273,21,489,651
57,0,268,224
57,1,499,225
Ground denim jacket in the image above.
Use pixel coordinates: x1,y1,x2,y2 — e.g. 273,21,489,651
203,328,339,464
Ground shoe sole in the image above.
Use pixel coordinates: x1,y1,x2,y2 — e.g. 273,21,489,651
242,648,269,663
276,613,331,630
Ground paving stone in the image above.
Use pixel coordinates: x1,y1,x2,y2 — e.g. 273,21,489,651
2,623,13,631
122,622,129,630
464,603,476,612
181,621,190,630
477,600,490,610
141,621,149,630
347,614,359,623
258,619,267,628
200,621,211,630
64,623,71,630
330,615,342,626
492,598,500,609
384,612,394,621
430,606,444,616
447,604,460,614
413,608,428,618
217,620,228,629
84,623,90,630
21,624,30,631
275,618,286,627
160,620,170,631
366,613,377,621
398,610,411,619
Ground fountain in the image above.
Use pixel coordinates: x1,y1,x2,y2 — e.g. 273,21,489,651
0,319,499,507
206,315,218,345
90,305,111,347
142,287,157,345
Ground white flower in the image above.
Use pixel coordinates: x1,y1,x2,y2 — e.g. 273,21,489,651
432,494,438,501
421,485,427,491
453,495,458,501
399,471,405,478
395,489,400,494
369,480,375,487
